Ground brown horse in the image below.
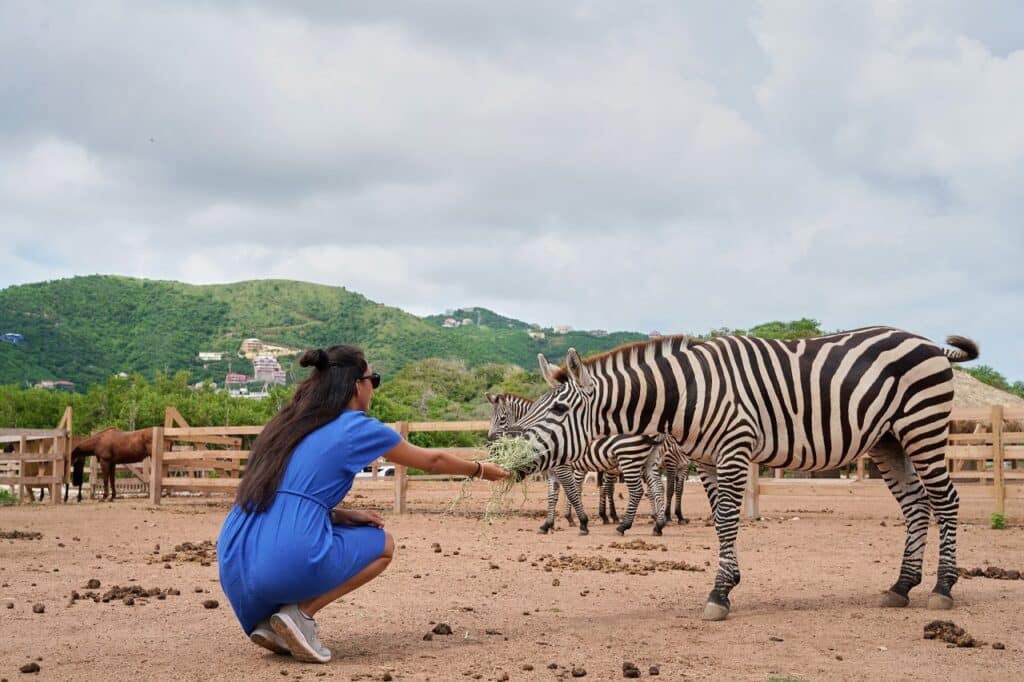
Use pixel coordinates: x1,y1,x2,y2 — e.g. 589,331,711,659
67,428,153,502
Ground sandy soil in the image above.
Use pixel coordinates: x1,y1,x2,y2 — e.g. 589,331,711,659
2,479,1022,681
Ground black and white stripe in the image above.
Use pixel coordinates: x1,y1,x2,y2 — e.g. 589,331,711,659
511,327,977,619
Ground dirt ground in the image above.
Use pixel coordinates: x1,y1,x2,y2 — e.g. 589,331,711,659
2,479,1022,682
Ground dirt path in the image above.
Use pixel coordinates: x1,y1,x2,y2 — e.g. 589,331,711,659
2,484,1022,681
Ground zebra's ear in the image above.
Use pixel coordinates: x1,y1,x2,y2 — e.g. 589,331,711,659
565,348,593,389
485,393,498,405
537,354,560,388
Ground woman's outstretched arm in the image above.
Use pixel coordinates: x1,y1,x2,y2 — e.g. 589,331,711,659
383,439,507,481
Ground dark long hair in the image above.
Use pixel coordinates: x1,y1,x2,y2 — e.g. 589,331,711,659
235,344,368,513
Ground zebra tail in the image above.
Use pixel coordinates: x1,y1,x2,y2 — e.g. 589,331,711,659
944,335,979,363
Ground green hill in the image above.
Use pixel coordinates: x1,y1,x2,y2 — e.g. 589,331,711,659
0,275,646,388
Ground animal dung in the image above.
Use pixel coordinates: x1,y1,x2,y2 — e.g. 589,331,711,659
202,599,219,609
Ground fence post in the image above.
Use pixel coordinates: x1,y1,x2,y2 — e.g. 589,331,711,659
393,422,409,514
17,435,27,501
743,461,759,519
992,404,1004,518
856,455,866,481
149,427,164,506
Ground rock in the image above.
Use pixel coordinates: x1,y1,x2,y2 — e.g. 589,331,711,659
422,632,433,641
522,664,534,671
571,666,586,677
86,579,101,589
202,599,219,609
518,554,527,562
622,662,640,678
993,642,1005,650
19,662,40,673
123,597,135,606
382,673,393,681
552,579,560,587
769,636,784,642
194,587,204,593
548,663,558,669
432,543,442,553
484,629,502,635
489,562,500,570
648,666,660,676
32,603,44,614
497,674,509,681
432,623,453,635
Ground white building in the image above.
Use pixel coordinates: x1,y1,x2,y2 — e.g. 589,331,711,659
198,351,225,362
553,325,572,334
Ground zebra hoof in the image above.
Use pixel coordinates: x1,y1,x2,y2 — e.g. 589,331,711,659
880,591,909,608
537,524,552,535
578,527,589,536
652,525,664,537
701,601,729,621
678,517,689,525
927,593,954,610
615,525,627,536
599,515,610,525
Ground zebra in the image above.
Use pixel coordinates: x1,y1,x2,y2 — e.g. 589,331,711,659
506,327,977,620
595,435,691,526
486,393,669,535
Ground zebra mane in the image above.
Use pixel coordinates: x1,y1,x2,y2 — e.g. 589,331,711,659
550,334,694,382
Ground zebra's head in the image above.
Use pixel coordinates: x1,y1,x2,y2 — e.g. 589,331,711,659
505,349,598,476
485,393,533,442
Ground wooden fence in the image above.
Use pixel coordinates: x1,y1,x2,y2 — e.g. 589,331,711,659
140,406,1024,519
0,407,72,503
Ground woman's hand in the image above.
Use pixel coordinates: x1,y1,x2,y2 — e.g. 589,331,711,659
331,508,385,528
479,462,508,481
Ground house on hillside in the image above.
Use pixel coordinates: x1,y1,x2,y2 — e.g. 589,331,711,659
461,318,474,326
1,333,24,344
553,325,572,334
527,331,546,341
240,338,263,353
648,330,662,339
442,318,459,328
224,372,251,386
35,379,75,391
252,354,287,385
198,351,225,362
591,329,608,337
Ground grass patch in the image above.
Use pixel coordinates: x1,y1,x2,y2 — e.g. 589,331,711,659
0,489,18,506
991,512,1006,529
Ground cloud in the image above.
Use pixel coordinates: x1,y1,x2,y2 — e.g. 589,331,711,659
0,1,1021,380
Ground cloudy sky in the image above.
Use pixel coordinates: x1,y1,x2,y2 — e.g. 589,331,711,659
1,1,1022,380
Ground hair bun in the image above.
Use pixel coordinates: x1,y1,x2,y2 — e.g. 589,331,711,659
299,348,329,369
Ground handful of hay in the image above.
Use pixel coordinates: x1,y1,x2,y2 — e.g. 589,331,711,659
448,436,536,519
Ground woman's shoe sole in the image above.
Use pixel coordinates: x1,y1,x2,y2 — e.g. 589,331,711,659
250,627,290,655
270,613,331,663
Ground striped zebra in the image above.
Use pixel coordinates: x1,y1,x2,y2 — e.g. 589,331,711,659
508,327,977,620
486,393,669,535
596,436,691,525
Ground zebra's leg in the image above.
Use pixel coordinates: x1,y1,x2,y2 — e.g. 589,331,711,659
597,472,610,523
644,459,667,536
701,453,750,621
664,462,677,522
675,462,688,524
539,472,561,534
615,460,646,535
896,420,960,610
564,471,586,527
555,466,589,535
870,437,931,607
604,471,619,522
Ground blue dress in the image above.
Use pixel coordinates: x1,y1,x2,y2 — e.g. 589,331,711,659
217,410,401,634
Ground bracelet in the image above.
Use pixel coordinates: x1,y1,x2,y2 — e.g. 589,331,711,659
472,460,482,479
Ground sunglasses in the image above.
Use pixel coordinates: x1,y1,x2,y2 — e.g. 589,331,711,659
356,372,381,389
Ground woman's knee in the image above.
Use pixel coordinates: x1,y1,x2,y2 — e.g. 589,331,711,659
380,530,396,562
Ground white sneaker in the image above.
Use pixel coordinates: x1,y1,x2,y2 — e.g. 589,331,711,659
270,604,332,663
250,619,290,655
